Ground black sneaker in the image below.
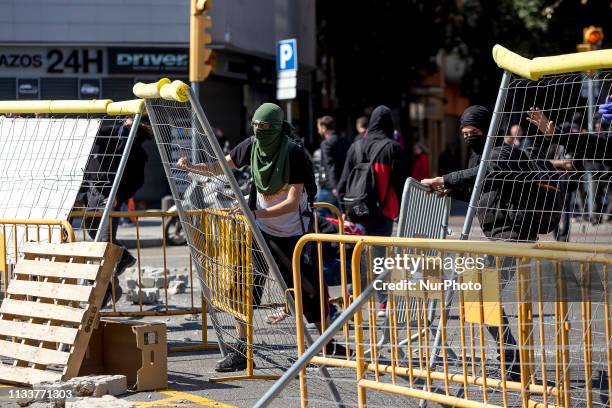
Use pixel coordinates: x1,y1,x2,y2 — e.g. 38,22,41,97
214,342,249,372
116,250,136,276
505,362,521,382
215,351,248,372
499,351,521,382
325,341,351,357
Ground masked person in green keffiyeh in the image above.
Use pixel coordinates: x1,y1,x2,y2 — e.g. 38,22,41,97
177,102,345,373
250,103,291,195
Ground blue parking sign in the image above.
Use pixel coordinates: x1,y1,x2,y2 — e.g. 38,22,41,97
277,39,297,72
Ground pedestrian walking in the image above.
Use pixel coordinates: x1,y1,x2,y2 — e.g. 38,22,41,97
338,105,408,317
316,115,351,216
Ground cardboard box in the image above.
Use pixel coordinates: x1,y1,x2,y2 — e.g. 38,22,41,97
78,319,167,391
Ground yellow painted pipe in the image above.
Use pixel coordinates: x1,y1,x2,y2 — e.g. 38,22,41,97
100,309,200,317
359,379,504,408
0,219,74,242
132,78,171,99
310,356,558,396
0,99,143,115
294,234,612,265
534,241,612,254
160,80,189,103
70,209,211,218
0,99,111,114
106,99,144,115
493,44,612,80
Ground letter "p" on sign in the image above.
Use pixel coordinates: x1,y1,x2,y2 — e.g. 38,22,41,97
277,39,297,72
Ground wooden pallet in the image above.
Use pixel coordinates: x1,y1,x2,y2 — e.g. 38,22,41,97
0,242,122,386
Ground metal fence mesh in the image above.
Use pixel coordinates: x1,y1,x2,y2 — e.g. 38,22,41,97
259,67,612,407
465,69,612,244
143,93,348,404
0,113,136,264
270,237,611,408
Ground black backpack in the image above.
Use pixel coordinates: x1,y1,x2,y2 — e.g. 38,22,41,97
341,139,391,224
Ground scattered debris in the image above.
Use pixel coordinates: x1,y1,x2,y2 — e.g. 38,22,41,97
168,280,186,295
65,395,134,408
18,375,128,407
126,288,160,304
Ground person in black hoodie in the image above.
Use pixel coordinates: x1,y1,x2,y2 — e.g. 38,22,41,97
421,106,520,380
79,117,153,306
421,105,566,380
422,105,562,241
421,105,490,202
338,105,408,314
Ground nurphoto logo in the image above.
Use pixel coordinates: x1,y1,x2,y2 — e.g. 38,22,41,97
372,254,486,293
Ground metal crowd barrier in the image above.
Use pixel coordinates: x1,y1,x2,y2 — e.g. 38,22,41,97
67,204,346,356
374,178,451,356
0,219,74,297
69,209,216,353
311,202,351,350
256,234,612,408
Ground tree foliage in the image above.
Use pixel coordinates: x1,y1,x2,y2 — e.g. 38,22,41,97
451,0,612,104
317,0,611,114
316,0,454,116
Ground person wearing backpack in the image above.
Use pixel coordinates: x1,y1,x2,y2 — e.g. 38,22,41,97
337,105,408,316
178,102,344,372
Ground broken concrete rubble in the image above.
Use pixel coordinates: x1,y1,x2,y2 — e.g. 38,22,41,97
19,375,128,407
168,280,186,295
126,288,160,304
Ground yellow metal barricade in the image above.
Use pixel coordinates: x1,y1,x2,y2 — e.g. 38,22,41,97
0,219,74,297
66,203,345,358
200,209,274,381
202,209,252,322
69,209,216,352
311,203,350,337
289,234,612,408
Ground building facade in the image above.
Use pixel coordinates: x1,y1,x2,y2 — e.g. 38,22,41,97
0,0,316,203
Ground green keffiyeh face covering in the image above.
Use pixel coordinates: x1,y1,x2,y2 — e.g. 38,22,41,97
250,103,290,195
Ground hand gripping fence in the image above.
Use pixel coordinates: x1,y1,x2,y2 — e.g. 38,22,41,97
134,79,344,404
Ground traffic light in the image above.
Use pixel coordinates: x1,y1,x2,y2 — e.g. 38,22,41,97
190,0,215,82
577,26,604,52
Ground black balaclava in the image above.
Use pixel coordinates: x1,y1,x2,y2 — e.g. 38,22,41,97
460,105,491,153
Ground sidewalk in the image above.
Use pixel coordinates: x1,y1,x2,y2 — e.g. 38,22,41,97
113,214,470,249
115,218,166,248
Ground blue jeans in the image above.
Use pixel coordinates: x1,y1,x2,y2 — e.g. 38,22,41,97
315,187,338,218
360,217,394,304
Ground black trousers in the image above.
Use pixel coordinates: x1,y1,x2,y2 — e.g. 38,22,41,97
251,231,328,324
484,230,520,357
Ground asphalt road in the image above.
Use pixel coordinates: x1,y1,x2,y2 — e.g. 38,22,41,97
1,215,610,407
